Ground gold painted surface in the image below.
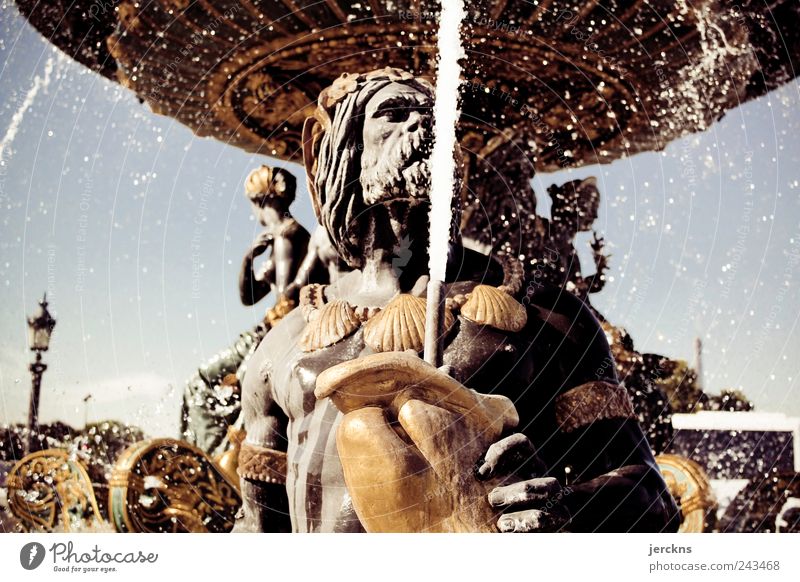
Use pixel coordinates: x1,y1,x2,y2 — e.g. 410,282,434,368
265,294,296,328
460,285,527,332
299,299,361,351
554,380,636,433
214,427,246,490
363,294,454,353
656,453,717,533
6,449,102,532
108,438,241,533
237,443,288,485
93,1,757,172
316,351,519,532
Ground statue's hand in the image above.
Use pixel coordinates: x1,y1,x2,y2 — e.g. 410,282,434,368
250,231,273,257
315,351,519,532
477,433,571,532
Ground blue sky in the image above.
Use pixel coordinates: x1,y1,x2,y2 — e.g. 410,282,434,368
1,9,798,437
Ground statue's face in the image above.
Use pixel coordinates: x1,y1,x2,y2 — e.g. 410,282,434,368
250,198,282,228
360,82,433,206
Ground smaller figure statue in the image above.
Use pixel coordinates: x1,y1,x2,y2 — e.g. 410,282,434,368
239,165,312,307
546,177,609,298
461,157,610,302
181,166,317,458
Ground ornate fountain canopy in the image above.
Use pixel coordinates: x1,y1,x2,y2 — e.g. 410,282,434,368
15,0,799,171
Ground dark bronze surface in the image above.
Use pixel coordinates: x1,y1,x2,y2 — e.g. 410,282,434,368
234,71,678,532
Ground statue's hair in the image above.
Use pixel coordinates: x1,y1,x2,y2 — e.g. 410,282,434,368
303,69,434,267
244,165,297,209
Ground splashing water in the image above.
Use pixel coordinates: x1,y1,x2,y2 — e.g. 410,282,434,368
664,1,752,133
0,56,56,163
428,0,465,282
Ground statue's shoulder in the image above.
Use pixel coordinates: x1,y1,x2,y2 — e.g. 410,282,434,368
521,287,616,386
524,286,599,332
278,217,309,240
257,307,307,362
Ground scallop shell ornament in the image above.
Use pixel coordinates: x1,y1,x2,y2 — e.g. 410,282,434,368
299,300,361,352
363,294,454,353
460,285,527,332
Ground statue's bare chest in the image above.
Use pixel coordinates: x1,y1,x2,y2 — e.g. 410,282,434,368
273,317,531,421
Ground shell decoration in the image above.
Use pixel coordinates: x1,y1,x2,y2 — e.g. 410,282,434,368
363,294,454,353
299,300,361,352
460,285,527,333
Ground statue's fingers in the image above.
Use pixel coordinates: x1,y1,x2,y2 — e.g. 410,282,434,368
488,477,562,508
476,433,542,480
337,406,437,532
497,508,567,533
337,407,429,492
397,398,473,480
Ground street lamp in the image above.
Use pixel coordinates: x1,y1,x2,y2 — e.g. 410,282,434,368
26,293,56,454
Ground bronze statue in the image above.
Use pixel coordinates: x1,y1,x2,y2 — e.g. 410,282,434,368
239,165,312,306
234,68,679,533
459,132,609,302
180,166,315,457
546,177,609,298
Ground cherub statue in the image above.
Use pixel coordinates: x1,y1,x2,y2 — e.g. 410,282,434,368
547,177,609,297
234,68,679,533
239,165,312,310
180,166,315,457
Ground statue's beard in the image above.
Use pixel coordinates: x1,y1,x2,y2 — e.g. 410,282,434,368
360,130,432,206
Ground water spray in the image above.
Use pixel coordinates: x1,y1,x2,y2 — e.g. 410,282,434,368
424,0,465,367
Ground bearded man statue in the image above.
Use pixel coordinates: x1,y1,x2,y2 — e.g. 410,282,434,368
233,68,679,533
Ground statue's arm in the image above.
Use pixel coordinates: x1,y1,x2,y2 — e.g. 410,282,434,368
271,232,296,298
529,290,678,532
549,395,679,531
486,289,678,532
285,228,324,301
559,448,680,532
239,233,274,306
233,344,291,533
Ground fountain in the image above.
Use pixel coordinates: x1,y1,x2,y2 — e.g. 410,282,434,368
5,0,799,534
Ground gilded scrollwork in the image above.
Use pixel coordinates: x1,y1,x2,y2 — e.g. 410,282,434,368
6,449,102,532
656,454,718,533
108,439,241,533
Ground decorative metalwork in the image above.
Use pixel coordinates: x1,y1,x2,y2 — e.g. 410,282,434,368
15,1,799,171
108,438,241,533
656,453,717,533
6,449,102,532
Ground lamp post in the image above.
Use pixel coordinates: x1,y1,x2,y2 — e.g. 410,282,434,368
26,293,56,455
